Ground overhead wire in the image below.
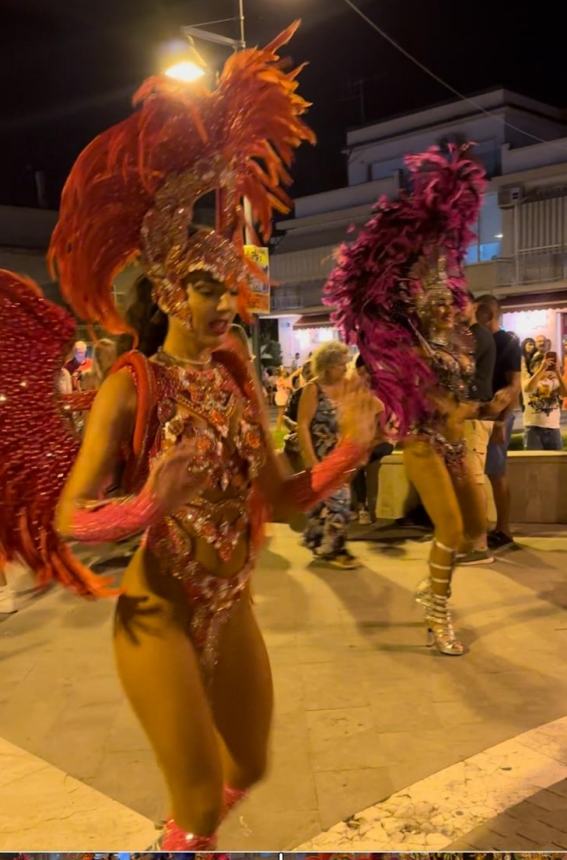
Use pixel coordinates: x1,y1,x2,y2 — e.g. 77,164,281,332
342,0,567,158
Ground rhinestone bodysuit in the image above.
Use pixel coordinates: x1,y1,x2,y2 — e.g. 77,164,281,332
144,351,266,681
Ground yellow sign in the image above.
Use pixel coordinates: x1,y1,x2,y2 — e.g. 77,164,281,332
244,245,270,314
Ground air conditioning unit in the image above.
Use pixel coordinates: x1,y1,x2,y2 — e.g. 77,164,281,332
498,186,523,208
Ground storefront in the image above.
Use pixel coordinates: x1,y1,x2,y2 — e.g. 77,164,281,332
277,313,342,367
500,290,567,365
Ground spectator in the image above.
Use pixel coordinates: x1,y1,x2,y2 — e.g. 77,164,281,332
477,295,522,552
282,361,312,470
291,351,301,371
290,370,302,392
64,340,93,390
458,292,496,565
79,339,117,391
298,342,372,568
57,366,73,395
274,367,291,430
262,367,276,405
521,337,537,375
351,355,393,524
535,333,549,355
523,350,566,450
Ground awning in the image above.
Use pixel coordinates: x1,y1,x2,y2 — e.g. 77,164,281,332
293,313,333,329
500,289,567,311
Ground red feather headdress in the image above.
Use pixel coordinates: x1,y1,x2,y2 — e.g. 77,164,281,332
48,21,315,333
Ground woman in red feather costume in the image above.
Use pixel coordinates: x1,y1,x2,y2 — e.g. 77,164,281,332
0,23,379,849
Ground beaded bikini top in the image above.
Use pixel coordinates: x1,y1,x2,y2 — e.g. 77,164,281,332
428,341,473,402
146,351,266,572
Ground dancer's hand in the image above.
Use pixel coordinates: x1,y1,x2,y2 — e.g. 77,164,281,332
147,439,209,514
337,379,384,450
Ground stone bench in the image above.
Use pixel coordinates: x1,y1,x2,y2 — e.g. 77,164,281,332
376,450,567,524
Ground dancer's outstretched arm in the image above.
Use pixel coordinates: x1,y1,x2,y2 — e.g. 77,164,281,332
258,381,381,518
56,371,206,543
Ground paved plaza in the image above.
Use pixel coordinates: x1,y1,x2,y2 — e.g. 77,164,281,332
1,523,567,851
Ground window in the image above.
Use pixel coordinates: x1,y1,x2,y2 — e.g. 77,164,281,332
466,192,502,264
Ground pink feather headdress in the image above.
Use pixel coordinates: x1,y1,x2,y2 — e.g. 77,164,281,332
323,143,487,434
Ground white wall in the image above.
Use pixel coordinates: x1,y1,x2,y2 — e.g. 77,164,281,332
347,115,505,185
277,317,340,366
502,307,559,350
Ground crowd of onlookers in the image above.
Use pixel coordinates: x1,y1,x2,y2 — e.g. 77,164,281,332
266,299,567,569
520,334,566,450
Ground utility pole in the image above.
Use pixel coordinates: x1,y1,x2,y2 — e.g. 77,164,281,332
180,2,265,380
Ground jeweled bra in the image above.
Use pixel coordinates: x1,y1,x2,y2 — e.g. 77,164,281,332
145,350,266,579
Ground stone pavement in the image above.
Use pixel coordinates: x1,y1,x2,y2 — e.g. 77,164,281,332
1,524,567,850
448,777,567,850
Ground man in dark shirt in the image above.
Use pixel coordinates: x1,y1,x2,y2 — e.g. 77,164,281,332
458,293,496,565
477,295,522,551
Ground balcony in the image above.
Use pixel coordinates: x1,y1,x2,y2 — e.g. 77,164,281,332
270,244,337,284
466,250,567,294
269,280,326,313
270,246,567,314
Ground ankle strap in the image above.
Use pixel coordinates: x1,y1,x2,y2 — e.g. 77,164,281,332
434,539,457,553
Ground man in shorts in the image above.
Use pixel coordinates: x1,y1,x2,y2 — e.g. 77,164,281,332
476,295,522,552
458,292,496,565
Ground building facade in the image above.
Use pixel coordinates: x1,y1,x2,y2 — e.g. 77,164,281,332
0,204,59,302
268,89,567,365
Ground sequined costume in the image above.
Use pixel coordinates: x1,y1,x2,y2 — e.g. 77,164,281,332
303,384,352,558
0,23,315,597
324,143,487,658
0,23,371,849
407,324,476,474
138,348,267,681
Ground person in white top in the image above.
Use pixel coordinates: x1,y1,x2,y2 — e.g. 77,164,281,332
523,350,567,450
274,366,291,430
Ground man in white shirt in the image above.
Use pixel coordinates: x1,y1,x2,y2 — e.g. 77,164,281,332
523,350,566,450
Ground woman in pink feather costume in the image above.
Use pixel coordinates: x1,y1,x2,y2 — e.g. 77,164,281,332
324,143,488,656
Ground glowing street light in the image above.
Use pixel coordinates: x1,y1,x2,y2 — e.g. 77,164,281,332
164,59,205,83
159,38,208,83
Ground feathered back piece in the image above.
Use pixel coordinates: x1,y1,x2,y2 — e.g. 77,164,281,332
0,270,115,596
48,21,315,333
324,144,486,434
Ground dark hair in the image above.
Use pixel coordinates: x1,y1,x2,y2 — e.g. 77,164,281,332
521,337,536,365
355,354,365,369
476,294,501,325
122,276,168,357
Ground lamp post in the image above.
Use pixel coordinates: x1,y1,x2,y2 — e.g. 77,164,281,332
167,2,265,379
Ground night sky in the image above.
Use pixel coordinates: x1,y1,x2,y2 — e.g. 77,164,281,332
1,0,565,209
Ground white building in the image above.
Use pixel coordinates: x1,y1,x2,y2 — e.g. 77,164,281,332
269,89,567,364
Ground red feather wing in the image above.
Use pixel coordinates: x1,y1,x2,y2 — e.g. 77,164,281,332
0,270,115,597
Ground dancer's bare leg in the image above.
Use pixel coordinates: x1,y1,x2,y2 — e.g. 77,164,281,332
403,440,464,655
113,555,223,836
211,589,273,791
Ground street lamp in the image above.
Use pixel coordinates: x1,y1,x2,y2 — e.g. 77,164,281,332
165,59,205,83
161,38,208,83
161,0,262,377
